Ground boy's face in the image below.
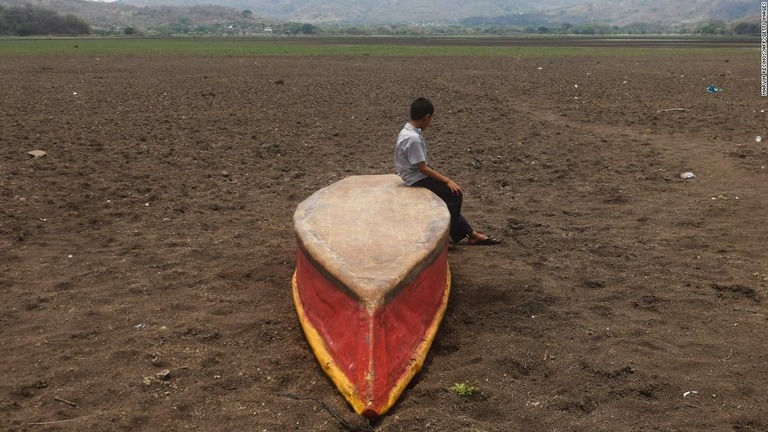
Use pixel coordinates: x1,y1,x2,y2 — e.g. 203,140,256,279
421,113,434,130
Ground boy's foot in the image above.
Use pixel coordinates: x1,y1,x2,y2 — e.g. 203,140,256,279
467,232,502,246
468,236,501,245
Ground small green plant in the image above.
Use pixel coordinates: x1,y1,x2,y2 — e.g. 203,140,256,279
450,382,476,397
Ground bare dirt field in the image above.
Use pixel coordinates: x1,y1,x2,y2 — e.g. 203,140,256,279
2,41,767,431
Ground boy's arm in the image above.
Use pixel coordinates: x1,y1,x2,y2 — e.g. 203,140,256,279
416,161,463,195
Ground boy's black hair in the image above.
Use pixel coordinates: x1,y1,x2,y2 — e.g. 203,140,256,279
410,97,435,120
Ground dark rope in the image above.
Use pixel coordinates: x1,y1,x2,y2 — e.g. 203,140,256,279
278,392,373,432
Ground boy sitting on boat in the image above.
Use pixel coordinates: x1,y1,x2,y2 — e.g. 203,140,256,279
394,97,501,246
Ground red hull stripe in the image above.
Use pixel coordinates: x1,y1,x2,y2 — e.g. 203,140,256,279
294,246,449,417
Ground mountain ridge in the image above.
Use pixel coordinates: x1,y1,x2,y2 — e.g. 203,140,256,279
0,0,275,29
115,0,760,25
0,0,760,34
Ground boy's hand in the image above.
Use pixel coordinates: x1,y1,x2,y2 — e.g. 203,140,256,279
417,162,463,194
446,180,463,195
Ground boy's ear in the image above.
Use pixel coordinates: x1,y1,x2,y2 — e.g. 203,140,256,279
414,115,429,126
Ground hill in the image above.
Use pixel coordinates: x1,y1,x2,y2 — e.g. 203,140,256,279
116,0,760,25
0,0,275,31
119,0,584,24
0,0,760,34
552,0,757,26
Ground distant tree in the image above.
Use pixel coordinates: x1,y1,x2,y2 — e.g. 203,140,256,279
282,22,303,35
154,24,170,36
343,26,366,36
571,23,612,35
578,25,593,34
168,18,190,34
733,22,759,36
15,22,41,36
241,9,252,18
124,26,136,35
64,14,89,34
697,21,726,35
301,23,315,34
0,7,7,34
0,5,90,35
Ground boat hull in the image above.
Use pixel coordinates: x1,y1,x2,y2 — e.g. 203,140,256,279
292,245,450,417
292,175,451,418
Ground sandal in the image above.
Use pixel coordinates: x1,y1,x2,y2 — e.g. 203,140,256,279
468,236,501,246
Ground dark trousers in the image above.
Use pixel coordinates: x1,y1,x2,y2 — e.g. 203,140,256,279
413,177,473,243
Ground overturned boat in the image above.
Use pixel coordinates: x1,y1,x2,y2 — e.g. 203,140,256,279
292,174,451,418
